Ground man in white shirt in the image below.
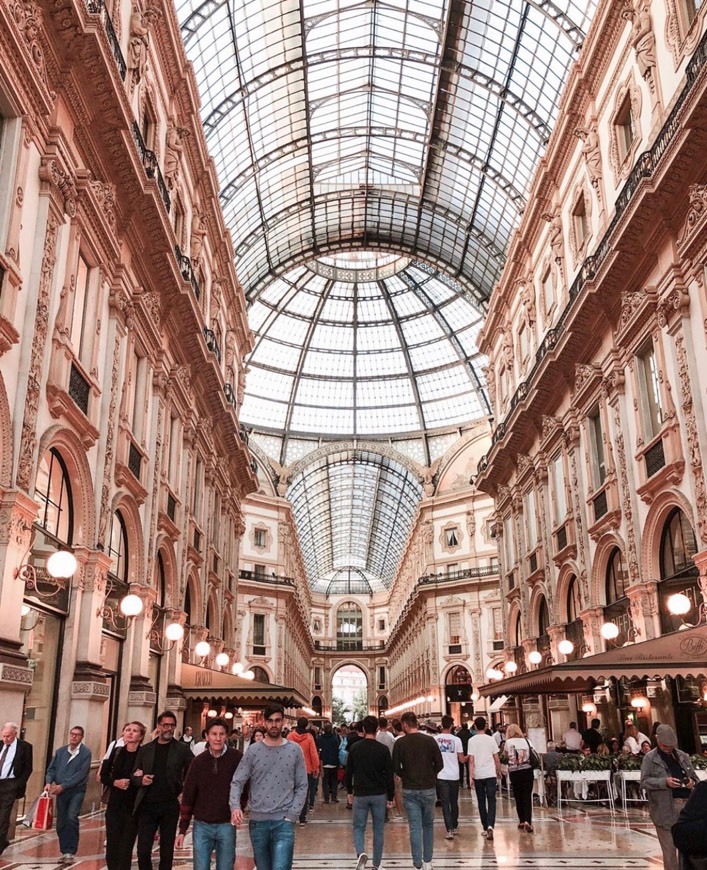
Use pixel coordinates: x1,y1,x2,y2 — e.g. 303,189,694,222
434,716,466,839
467,717,502,840
376,717,395,754
0,723,33,854
492,724,505,748
562,722,582,752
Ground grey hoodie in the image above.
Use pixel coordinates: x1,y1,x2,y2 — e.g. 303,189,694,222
229,739,307,822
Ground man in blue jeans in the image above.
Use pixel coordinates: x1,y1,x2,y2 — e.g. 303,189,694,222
467,716,502,840
345,715,394,870
230,703,307,870
392,711,443,870
45,725,92,864
176,717,244,869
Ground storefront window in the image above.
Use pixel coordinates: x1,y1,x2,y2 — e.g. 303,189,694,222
34,449,73,543
20,607,62,798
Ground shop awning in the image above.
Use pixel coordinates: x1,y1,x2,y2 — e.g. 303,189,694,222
180,663,308,709
479,624,707,697
487,694,510,712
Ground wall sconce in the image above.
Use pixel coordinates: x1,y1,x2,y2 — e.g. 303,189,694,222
471,690,480,702
630,696,647,712
600,622,619,640
195,640,212,660
241,669,255,680
582,702,597,715
231,661,245,675
165,622,185,646
15,548,77,601
215,652,230,668
558,639,574,656
504,660,518,674
96,578,143,630
528,650,542,666
668,593,693,629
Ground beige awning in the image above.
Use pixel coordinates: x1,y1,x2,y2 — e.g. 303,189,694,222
479,624,707,697
180,663,308,709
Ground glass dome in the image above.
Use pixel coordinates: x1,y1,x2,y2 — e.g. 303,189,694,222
241,256,489,442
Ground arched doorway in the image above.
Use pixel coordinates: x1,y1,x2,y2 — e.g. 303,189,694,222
331,664,368,723
445,665,474,723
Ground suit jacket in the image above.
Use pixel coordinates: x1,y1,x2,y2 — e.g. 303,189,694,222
4,739,33,798
132,739,192,811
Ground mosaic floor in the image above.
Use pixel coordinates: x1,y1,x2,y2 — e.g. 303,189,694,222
0,787,663,869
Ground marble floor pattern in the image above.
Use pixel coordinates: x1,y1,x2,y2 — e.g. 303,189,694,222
0,788,663,869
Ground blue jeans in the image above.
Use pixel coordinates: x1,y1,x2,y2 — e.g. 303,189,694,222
402,788,435,868
192,820,235,870
473,777,497,829
437,778,460,831
55,788,85,855
353,793,386,868
249,818,295,870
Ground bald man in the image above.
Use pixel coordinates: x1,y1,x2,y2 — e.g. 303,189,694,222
0,723,33,853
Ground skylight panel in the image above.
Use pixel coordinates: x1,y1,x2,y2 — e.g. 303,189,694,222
301,351,354,379
311,322,354,351
356,376,416,408
357,323,399,352
240,393,289,429
355,351,407,378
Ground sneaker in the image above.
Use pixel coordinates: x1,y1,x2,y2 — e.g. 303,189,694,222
356,852,368,870
423,862,434,870
482,829,488,838
299,820,306,827
451,828,458,835
445,831,454,840
486,827,494,841
62,856,75,865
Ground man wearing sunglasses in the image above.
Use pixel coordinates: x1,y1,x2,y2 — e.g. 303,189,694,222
230,704,307,870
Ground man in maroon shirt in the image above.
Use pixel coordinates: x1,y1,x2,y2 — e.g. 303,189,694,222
176,718,244,870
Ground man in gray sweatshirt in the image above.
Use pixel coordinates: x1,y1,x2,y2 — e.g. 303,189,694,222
230,703,307,870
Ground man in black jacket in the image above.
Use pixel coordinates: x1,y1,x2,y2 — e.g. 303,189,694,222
132,711,192,870
346,715,394,870
316,721,340,804
0,722,32,854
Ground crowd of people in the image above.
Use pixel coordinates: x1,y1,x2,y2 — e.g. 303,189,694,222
4,711,707,870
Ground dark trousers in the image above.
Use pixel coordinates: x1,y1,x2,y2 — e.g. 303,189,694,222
473,777,497,829
322,768,339,801
56,788,85,855
0,780,19,849
459,759,470,787
509,768,534,824
300,775,318,820
137,800,180,870
105,799,139,870
438,778,460,831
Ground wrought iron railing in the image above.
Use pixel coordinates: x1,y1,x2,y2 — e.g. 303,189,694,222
68,363,90,415
128,440,142,481
203,327,222,363
645,438,666,477
131,122,171,214
174,245,201,300
418,564,498,585
238,569,294,586
480,26,707,469
86,0,126,80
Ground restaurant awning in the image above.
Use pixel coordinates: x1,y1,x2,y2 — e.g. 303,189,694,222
180,663,308,709
479,624,707,697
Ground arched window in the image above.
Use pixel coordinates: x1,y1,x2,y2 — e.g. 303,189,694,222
206,596,217,635
605,547,628,604
251,666,269,683
184,582,194,626
108,511,128,582
660,508,698,580
154,552,166,608
337,601,363,650
537,597,550,636
34,448,73,543
449,665,471,684
513,612,522,647
566,575,581,622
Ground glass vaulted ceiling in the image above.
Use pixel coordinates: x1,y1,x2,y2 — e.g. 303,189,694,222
177,0,598,303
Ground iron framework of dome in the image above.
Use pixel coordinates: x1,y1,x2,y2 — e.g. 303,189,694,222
286,449,423,591
177,0,598,304
240,254,489,465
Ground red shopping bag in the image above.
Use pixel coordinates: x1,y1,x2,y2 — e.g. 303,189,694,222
34,793,53,831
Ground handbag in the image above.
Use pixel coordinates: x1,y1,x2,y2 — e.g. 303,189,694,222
34,791,54,831
526,739,541,770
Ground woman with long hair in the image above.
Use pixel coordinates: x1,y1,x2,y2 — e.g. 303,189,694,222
100,721,146,870
504,723,535,833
